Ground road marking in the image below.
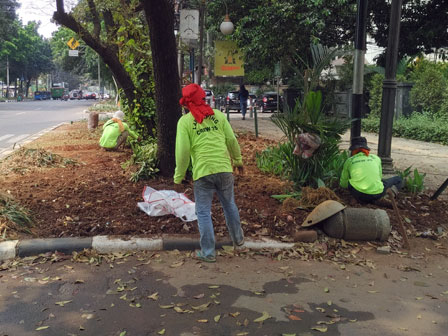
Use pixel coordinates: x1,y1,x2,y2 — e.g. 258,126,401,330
34,107,42,110
15,112,26,116
0,134,14,141
6,134,30,143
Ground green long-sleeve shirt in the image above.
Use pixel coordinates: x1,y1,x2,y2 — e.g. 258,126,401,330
174,109,243,184
340,152,384,195
99,119,138,149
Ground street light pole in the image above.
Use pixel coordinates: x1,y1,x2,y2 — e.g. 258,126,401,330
197,0,205,85
6,55,9,98
378,0,403,174
350,0,368,139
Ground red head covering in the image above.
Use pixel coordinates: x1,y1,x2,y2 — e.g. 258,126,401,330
179,84,214,123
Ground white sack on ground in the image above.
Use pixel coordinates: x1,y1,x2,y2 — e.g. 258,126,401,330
137,186,197,222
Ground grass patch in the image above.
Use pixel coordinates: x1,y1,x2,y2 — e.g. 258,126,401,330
0,192,33,237
0,147,78,175
88,101,118,113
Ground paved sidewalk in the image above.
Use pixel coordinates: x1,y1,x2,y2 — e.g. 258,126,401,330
230,115,448,192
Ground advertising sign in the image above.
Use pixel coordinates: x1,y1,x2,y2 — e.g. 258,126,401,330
214,40,244,77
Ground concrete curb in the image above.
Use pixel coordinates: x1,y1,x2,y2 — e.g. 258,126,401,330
0,236,295,261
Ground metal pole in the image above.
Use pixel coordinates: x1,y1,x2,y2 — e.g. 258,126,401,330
197,0,205,85
378,0,403,174
226,106,230,121
6,55,9,98
190,48,195,84
98,54,101,98
276,77,280,113
254,106,258,137
350,0,368,139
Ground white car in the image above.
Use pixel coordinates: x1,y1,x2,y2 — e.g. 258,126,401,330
204,89,215,108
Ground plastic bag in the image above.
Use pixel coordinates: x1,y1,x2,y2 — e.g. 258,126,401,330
137,186,197,222
293,133,321,159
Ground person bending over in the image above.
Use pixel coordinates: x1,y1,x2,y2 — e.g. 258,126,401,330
99,111,139,151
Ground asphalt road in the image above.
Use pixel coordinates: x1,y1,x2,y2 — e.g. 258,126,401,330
0,100,93,157
1,250,447,336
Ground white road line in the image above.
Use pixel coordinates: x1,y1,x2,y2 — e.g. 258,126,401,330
6,134,30,143
15,112,26,116
34,107,42,110
0,134,14,141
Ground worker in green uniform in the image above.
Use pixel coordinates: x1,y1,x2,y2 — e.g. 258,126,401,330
99,111,139,151
174,83,245,263
340,136,402,203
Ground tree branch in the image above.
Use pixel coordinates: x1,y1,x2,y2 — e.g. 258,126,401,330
87,0,101,40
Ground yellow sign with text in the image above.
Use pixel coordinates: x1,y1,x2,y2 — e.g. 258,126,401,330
214,40,244,77
67,37,80,50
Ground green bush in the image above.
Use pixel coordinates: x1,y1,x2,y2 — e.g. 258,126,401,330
396,166,426,194
367,73,384,117
362,112,448,145
410,60,448,116
122,139,159,182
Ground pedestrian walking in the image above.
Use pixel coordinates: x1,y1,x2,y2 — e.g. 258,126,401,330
174,83,245,262
340,136,402,203
238,84,249,120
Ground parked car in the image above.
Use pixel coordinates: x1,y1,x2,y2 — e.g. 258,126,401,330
257,92,283,113
84,92,97,100
224,91,241,112
247,94,257,109
204,89,215,108
69,90,82,100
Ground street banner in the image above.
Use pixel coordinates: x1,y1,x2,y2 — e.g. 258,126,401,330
180,10,199,40
214,40,244,77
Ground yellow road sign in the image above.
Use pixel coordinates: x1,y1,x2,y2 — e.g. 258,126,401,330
67,37,80,50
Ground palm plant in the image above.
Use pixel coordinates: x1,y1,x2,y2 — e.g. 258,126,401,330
271,89,348,189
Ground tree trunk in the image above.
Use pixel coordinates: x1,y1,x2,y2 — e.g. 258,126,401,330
141,0,181,178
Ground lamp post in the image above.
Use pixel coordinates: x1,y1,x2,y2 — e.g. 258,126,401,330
378,0,403,174
350,0,368,139
197,0,205,85
220,1,234,35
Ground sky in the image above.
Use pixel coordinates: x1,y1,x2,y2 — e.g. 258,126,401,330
17,0,62,38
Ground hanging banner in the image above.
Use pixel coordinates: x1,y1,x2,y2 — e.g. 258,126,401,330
214,40,244,77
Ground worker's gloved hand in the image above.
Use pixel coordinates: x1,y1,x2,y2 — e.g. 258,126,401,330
235,166,244,176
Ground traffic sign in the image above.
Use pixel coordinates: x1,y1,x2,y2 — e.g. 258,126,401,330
68,50,79,57
67,37,80,50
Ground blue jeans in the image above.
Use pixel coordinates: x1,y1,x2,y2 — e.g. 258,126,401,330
194,172,244,258
348,176,403,203
240,102,247,118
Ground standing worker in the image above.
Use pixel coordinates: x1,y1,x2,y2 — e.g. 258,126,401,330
340,136,402,203
174,83,245,263
238,84,249,120
99,111,139,151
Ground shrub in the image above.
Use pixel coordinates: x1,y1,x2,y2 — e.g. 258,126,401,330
367,73,384,117
396,167,426,194
361,112,448,145
122,139,159,182
410,61,448,116
265,90,349,189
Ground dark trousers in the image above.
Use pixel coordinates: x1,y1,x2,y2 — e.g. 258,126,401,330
348,176,403,203
240,102,247,118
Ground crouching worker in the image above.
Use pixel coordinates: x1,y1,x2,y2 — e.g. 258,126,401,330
174,83,245,263
340,136,402,203
99,111,139,151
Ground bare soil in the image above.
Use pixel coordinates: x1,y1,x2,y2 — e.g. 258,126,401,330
1,121,447,253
